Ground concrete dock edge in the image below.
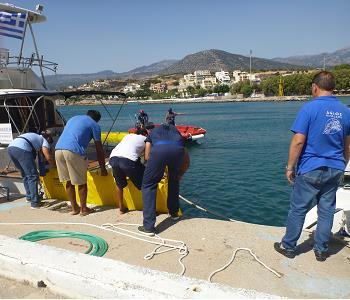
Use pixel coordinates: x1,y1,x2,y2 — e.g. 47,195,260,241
0,234,279,298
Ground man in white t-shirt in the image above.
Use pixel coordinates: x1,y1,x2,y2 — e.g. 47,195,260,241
109,129,147,214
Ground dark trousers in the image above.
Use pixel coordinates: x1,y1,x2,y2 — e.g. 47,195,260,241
109,156,144,189
142,145,184,230
8,146,39,207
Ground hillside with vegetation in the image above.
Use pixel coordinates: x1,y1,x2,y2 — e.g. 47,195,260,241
160,49,303,75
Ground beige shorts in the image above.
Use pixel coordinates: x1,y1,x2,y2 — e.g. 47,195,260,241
55,150,88,185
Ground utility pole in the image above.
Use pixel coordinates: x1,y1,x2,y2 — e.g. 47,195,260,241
323,56,326,71
249,49,252,86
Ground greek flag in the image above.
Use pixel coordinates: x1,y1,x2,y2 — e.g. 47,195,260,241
0,11,27,39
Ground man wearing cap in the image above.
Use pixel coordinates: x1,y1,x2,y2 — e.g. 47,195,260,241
7,130,55,208
275,71,350,261
138,122,190,236
55,110,107,216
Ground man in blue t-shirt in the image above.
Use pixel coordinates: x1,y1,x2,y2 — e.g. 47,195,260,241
55,110,107,216
7,131,54,208
275,71,350,261
138,123,190,236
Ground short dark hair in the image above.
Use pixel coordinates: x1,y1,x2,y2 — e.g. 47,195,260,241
41,130,53,144
312,71,335,91
87,110,101,122
136,127,148,136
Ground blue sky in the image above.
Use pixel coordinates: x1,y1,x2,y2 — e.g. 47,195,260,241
1,0,349,74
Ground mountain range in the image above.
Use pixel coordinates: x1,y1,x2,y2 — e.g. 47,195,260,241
273,47,350,67
45,47,350,89
159,49,298,75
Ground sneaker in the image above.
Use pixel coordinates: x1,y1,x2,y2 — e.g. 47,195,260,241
314,250,328,262
274,242,296,259
26,199,31,203
30,202,43,209
137,226,155,237
169,212,180,221
30,205,41,209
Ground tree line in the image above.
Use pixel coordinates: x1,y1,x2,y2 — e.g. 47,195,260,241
231,65,350,97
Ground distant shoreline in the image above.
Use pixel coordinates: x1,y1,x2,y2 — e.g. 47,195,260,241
134,95,309,104
58,94,350,106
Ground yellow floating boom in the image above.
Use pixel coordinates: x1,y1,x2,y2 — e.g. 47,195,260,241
41,167,170,213
101,131,128,144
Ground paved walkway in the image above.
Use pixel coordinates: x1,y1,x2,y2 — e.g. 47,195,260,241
0,196,349,298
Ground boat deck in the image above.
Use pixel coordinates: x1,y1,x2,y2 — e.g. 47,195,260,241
0,195,349,298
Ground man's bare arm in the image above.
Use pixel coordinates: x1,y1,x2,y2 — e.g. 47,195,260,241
286,133,306,184
144,142,152,161
95,141,107,176
42,147,55,166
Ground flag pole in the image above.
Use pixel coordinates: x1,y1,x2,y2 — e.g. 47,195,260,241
17,13,28,66
28,19,47,89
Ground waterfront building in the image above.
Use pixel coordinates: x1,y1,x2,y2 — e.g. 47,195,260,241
123,83,141,94
180,71,217,91
183,73,196,86
215,71,231,85
231,70,260,84
150,83,168,93
199,77,217,89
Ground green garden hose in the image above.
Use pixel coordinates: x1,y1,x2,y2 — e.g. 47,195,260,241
19,230,108,257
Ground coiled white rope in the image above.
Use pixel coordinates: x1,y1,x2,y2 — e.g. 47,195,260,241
0,195,283,281
208,247,282,282
178,195,283,280
0,222,189,276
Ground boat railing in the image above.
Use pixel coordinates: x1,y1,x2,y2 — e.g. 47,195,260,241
1,54,58,74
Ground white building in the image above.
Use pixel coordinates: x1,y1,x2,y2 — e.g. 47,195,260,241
180,71,217,90
194,70,211,77
199,77,217,89
183,73,196,86
123,83,141,94
215,71,231,85
232,70,260,84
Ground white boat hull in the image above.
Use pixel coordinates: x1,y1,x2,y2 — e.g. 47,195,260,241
303,187,350,234
345,160,350,176
189,134,204,141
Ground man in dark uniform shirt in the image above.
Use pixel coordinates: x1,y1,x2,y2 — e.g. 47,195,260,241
138,123,190,236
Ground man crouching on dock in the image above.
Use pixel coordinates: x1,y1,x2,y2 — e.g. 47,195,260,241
109,127,149,214
55,110,108,216
275,71,350,261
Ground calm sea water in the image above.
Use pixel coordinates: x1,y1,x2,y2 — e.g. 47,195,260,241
58,96,350,226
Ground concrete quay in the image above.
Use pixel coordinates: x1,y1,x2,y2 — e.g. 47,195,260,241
0,196,349,298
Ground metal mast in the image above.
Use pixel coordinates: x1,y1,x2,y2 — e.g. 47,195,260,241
249,49,252,86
